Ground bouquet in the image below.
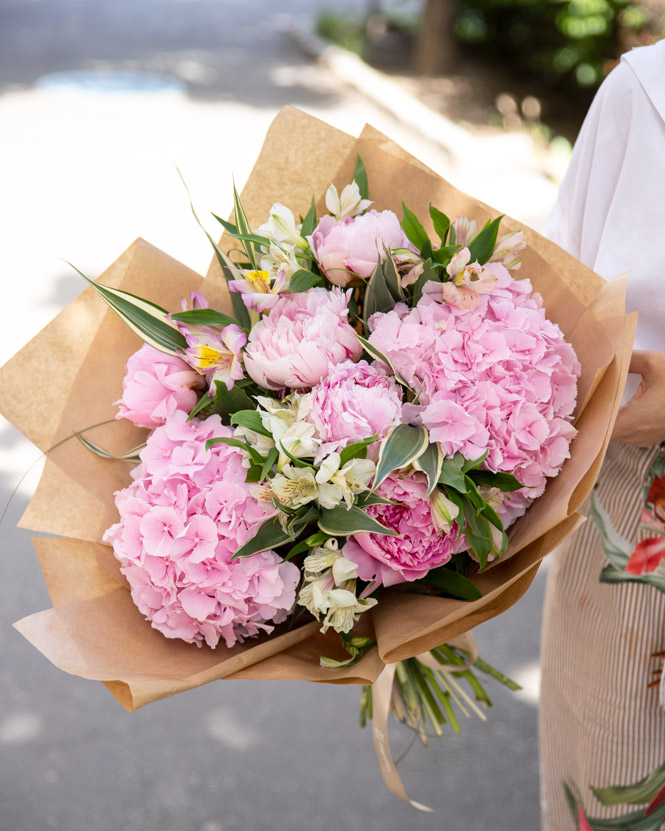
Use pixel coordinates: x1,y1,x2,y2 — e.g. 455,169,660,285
0,108,635,807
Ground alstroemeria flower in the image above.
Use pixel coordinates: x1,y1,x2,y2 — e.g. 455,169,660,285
229,268,288,313
298,539,377,633
315,453,376,509
325,181,372,220
180,323,247,391
490,229,526,270
257,203,308,250
270,465,319,508
452,217,477,246
433,247,498,311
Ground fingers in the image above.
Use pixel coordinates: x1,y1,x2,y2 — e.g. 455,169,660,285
628,350,651,376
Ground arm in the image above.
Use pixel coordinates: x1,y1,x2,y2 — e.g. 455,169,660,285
612,351,665,446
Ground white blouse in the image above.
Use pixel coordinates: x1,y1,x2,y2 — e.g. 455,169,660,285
544,41,665,355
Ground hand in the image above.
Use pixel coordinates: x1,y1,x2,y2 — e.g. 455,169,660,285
612,350,665,446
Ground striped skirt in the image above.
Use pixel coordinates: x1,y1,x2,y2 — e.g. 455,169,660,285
539,441,665,829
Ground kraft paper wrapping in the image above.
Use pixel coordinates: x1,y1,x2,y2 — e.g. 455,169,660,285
1,108,635,711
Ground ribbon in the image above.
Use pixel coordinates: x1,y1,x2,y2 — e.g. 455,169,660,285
371,633,478,812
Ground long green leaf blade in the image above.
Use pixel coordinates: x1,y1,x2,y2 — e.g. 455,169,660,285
171,309,241,328
421,566,482,600
353,154,369,200
318,504,399,537
232,516,293,559
467,216,504,264
71,264,187,355
373,424,429,490
413,442,444,497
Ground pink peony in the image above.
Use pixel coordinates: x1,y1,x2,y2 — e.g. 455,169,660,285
307,359,403,460
243,286,362,390
368,264,580,526
103,410,300,648
343,473,466,586
309,209,414,287
115,344,206,429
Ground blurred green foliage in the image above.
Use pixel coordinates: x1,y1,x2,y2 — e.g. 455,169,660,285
454,0,663,88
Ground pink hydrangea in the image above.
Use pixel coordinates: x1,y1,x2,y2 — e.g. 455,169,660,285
115,343,206,429
343,473,467,586
307,359,403,460
243,286,363,390
368,264,580,526
103,410,300,648
309,209,414,286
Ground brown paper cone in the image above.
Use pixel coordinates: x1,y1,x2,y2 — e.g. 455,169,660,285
1,108,634,710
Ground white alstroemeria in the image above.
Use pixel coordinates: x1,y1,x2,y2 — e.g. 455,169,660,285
325,181,373,220
430,488,460,535
248,482,275,503
271,465,319,508
490,229,526,270
299,540,377,634
278,421,320,470
330,457,376,507
260,241,301,282
257,203,308,250
302,538,342,574
233,424,276,455
314,452,375,509
453,217,477,246
256,393,312,443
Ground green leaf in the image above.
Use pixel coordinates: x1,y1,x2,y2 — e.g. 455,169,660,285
354,154,369,200
429,205,450,245
230,409,271,437
260,447,279,481
71,265,187,356
381,254,404,303
462,451,489,472
410,257,439,306
363,260,396,321
175,167,251,330
210,214,271,248
205,436,263,466
208,381,255,423
355,492,395,508
318,504,399,537
355,333,411,388
339,434,378,467
233,182,259,270
300,197,318,238
285,531,332,560
413,442,444,497
277,441,313,468
171,308,241,328
373,424,429,490
594,763,665,808
401,202,431,256
421,566,482,600
244,464,264,483
288,269,325,292
463,500,494,568
74,432,145,462
467,216,504,265
209,212,238,236
468,470,523,492
432,243,463,266
187,393,215,421
438,455,468,492
232,516,293,559
442,487,465,538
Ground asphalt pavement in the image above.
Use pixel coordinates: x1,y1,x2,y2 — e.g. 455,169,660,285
0,2,557,829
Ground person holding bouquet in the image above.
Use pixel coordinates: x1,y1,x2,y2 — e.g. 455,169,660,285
539,40,665,829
